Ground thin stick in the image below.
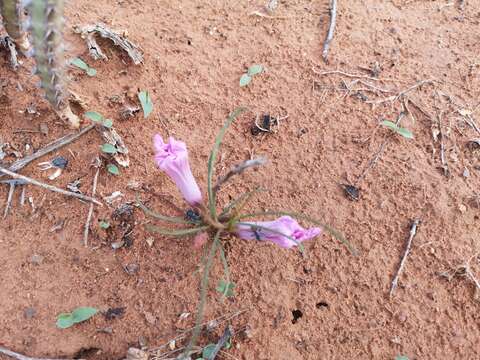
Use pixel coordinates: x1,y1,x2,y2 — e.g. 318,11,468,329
355,111,405,185
209,326,233,360
83,167,100,246
0,166,102,206
0,346,78,360
390,219,420,297
213,157,267,193
0,125,95,179
3,183,15,218
322,0,337,62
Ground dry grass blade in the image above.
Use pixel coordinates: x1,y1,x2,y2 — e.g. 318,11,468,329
214,157,267,193
0,346,80,360
0,166,102,206
322,0,337,62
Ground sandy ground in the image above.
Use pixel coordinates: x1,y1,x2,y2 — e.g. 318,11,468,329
0,1,479,359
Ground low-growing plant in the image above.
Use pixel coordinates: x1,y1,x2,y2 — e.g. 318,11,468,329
239,64,263,87
138,90,153,118
85,111,113,128
56,306,97,329
139,107,355,357
70,57,97,77
381,120,413,139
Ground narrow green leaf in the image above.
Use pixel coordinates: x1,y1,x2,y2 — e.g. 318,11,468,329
107,164,120,176
395,127,414,139
207,107,247,219
239,74,252,87
101,143,117,154
380,120,413,139
71,307,98,323
138,91,153,118
395,356,409,360
136,197,190,224
86,68,97,77
84,111,104,122
247,64,263,76
236,211,357,256
99,220,110,229
202,344,216,359
70,57,89,70
183,231,222,358
220,188,266,219
102,119,113,128
146,224,209,237
56,313,74,329
216,280,235,298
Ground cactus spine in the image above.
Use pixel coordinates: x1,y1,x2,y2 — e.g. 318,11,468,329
27,0,79,127
0,0,30,52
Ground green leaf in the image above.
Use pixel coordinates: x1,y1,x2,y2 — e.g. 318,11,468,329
102,119,113,128
207,107,247,219
101,143,117,154
247,64,263,76
183,231,222,357
395,356,409,360
220,188,266,219
145,224,209,237
380,120,414,139
70,57,89,70
56,313,74,329
224,338,232,349
84,111,104,122
86,68,97,77
136,196,191,224
239,74,252,87
216,280,235,298
202,344,216,359
138,91,153,118
107,164,120,175
71,307,98,323
99,220,110,229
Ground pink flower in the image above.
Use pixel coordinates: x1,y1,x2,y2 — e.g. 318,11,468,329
235,216,321,249
153,135,203,206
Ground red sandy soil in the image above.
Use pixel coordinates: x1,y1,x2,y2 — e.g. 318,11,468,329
1,1,479,359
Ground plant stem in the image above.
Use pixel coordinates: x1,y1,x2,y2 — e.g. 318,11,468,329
181,230,222,359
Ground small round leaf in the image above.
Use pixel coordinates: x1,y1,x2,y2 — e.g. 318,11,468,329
102,119,113,128
101,143,117,154
247,64,263,76
202,344,216,359
107,164,120,176
239,74,252,87
71,307,98,323
84,111,104,122
86,68,97,77
56,313,74,329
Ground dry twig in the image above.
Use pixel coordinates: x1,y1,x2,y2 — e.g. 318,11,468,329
0,124,95,179
0,166,102,206
322,0,337,62
83,165,100,246
214,157,267,193
390,219,420,297
75,23,143,65
0,346,79,360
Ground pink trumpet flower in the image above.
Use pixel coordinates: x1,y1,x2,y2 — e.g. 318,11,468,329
235,216,321,249
153,135,203,206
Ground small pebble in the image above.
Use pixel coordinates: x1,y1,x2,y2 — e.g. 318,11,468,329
24,307,37,319
30,254,44,265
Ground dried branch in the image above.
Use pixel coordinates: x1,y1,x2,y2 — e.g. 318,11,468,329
0,166,102,206
214,157,267,193
0,346,79,360
322,0,337,62
208,326,233,360
0,124,95,179
76,23,143,65
0,36,20,69
390,219,420,297
83,166,100,246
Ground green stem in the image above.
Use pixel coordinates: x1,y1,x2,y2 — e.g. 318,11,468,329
182,230,222,359
219,243,231,298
